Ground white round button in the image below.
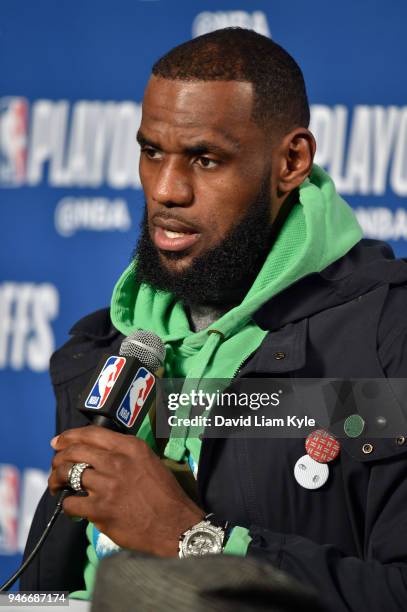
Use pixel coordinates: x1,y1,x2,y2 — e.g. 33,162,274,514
294,454,329,490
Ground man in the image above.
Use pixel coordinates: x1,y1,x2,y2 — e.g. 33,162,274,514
22,29,407,611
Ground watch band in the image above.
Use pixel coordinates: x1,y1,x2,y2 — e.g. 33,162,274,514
205,513,231,543
207,512,229,531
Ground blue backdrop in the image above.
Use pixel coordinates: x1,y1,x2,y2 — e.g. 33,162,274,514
1,0,406,585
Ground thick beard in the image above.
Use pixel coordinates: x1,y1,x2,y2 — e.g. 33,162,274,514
133,177,273,306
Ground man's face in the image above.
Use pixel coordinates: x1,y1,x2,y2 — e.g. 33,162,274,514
135,76,275,303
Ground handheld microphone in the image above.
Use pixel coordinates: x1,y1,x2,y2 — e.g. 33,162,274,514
78,330,166,433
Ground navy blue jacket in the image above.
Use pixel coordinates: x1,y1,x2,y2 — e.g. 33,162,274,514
21,240,407,611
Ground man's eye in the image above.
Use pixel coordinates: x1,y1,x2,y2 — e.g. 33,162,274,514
196,157,218,169
142,147,163,160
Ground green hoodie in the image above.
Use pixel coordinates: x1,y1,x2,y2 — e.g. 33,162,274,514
71,165,363,600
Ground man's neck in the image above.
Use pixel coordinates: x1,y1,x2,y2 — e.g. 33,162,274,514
184,302,231,332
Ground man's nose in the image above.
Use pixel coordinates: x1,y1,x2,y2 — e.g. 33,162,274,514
152,158,193,207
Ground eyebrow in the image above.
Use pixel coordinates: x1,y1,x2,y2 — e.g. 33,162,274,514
136,130,240,155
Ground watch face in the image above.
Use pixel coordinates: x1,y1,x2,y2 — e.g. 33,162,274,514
181,524,224,557
187,531,216,556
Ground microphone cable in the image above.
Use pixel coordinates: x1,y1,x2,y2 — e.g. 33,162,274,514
0,489,71,592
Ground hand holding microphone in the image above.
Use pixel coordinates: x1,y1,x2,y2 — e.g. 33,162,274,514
48,330,204,557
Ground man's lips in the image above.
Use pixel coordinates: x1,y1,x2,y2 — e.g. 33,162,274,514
151,218,201,252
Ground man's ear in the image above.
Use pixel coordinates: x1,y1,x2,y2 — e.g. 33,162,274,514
276,128,316,195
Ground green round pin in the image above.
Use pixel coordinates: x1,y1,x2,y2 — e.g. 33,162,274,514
344,414,365,438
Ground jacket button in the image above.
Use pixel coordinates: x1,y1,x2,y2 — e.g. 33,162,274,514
362,443,374,454
274,352,286,360
396,436,406,446
375,416,387,429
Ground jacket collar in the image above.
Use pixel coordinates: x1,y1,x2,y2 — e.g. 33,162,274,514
253,239,407,331
69,308,119,341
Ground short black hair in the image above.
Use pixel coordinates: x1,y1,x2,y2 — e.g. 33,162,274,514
152,28,310,134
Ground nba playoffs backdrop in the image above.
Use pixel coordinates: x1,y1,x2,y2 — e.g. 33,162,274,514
1,0,406,583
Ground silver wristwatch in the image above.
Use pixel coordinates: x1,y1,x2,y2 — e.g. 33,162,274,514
178,514,228,558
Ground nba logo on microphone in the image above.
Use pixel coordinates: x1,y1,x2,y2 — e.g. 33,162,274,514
0,465,19,554
116,368,155,428
85,356,126,409
0,97,29,186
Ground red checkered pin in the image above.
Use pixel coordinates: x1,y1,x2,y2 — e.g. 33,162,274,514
305,429,340,464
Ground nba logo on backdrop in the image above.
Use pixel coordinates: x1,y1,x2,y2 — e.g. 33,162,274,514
0,97,28,186
0,465,19,554
116,368,155,428
85,356,126,409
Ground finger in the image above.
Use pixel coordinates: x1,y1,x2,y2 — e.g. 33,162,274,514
61,473,110,520
52,443,111,473
49,461,72,494
62,491,93,519
52,426,132,452
49,460,105,496
49,461,92,495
